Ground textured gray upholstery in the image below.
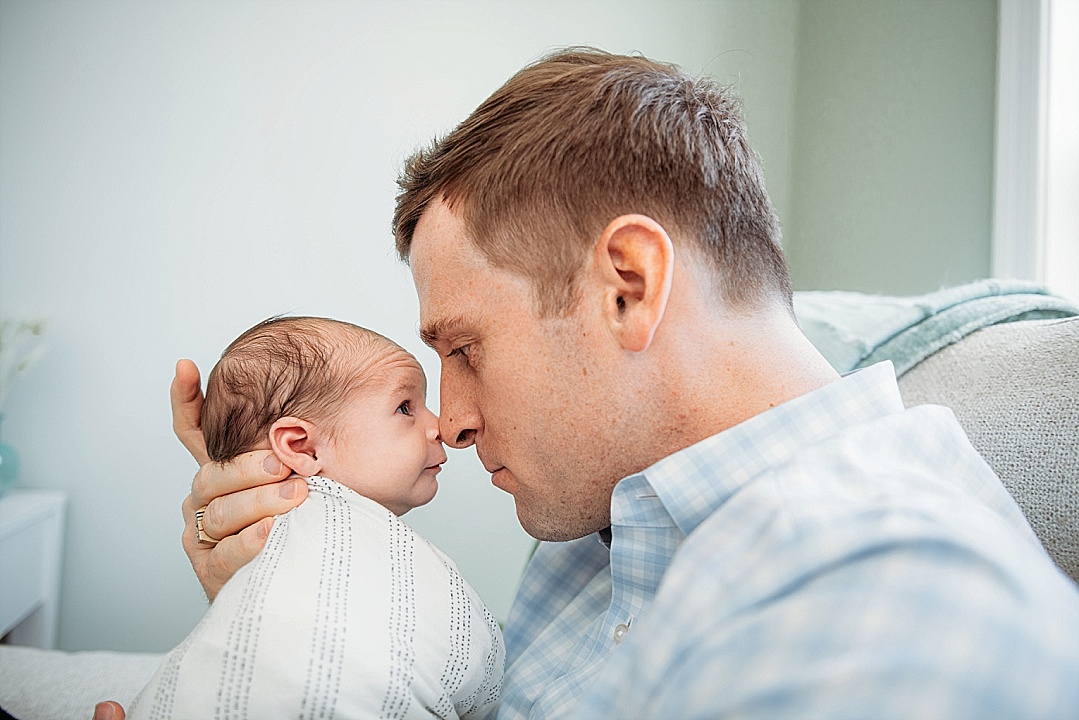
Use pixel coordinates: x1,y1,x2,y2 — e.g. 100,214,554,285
897,317,1079,583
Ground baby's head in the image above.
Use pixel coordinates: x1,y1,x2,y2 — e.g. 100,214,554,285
202,316,446,515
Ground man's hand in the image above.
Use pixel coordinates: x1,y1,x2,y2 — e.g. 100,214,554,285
94,701,126,719
172,359,305,601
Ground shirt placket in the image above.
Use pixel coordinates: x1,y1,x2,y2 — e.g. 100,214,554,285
605,478,685,652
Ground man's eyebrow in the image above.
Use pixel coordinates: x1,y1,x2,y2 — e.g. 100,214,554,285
419,317,468,348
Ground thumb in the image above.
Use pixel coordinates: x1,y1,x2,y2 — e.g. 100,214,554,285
94,701,126,720
171,358,210,466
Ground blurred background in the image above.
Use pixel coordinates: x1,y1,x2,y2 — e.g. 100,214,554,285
0,0,1075,652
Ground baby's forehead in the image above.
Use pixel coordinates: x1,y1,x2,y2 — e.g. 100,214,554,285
342,340,426,392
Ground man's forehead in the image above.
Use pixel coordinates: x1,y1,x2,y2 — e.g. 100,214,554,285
409,201,482,274
414,269,482,350
409,200,490,344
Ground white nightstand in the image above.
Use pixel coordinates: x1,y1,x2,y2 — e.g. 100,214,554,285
0,490,67,648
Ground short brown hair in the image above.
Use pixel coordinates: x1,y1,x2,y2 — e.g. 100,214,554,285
394,47,792,315
202,316,402,463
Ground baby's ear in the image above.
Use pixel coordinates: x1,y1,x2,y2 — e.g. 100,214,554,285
268,417,323,477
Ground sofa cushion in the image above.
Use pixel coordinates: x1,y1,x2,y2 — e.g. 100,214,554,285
898,317,1079,583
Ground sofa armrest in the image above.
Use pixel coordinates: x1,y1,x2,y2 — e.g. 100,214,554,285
0,645,162,720
898,317,1079,583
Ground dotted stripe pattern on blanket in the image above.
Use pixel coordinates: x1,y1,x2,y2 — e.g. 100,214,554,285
421,555,470,719
215,505,289,719
144,609,200,719
470,598,503,713
380,505,417,717
299,478,352,719
128,474,505,720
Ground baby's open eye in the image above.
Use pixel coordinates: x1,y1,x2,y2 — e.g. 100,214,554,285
396,400,412,416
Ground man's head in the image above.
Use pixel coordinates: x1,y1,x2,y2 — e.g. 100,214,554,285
203,317,446,515
394,46,791,316
396,49,801,540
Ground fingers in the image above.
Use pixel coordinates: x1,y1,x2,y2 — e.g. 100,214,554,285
171,359,210,466
181,450,302,600
183,515,276,602
193,475,307,541
190,450,294,509
94,701,125,720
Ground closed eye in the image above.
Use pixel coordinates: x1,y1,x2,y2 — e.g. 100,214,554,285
447,344,471,360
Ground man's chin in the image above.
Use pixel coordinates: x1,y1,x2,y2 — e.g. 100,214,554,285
515,503,609,543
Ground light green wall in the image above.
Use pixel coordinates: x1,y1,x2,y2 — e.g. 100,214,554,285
784,0,998,294
702,1,801,241
0,0,802,654
0,0,1001,653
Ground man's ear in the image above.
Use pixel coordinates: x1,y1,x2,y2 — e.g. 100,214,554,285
592,214,674,351
268,417,323,478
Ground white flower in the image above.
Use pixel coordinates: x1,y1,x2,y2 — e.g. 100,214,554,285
0,318,47,409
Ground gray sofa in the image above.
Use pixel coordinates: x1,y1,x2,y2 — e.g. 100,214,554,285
1,301,1077,720
898,316,1078,582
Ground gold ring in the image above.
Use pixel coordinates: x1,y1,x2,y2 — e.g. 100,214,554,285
195,507,220,545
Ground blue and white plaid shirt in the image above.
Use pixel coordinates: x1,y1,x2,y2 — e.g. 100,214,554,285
499,362,1079,719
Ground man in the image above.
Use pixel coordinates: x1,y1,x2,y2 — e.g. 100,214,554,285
98,48,1079,719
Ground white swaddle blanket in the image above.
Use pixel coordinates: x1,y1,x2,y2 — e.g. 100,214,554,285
128,476,504,720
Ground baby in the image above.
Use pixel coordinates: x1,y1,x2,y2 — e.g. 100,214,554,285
129,317,504,720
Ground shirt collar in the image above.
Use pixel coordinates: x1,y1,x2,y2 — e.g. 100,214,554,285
614,361,903,538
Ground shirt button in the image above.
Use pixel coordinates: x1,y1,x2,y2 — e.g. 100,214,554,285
613,623,629,644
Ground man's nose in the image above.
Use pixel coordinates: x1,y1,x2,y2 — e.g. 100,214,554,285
439,373,480,449
440,414,478,449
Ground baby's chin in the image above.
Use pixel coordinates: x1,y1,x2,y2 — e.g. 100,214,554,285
402,472,440,514
375,471,440,516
